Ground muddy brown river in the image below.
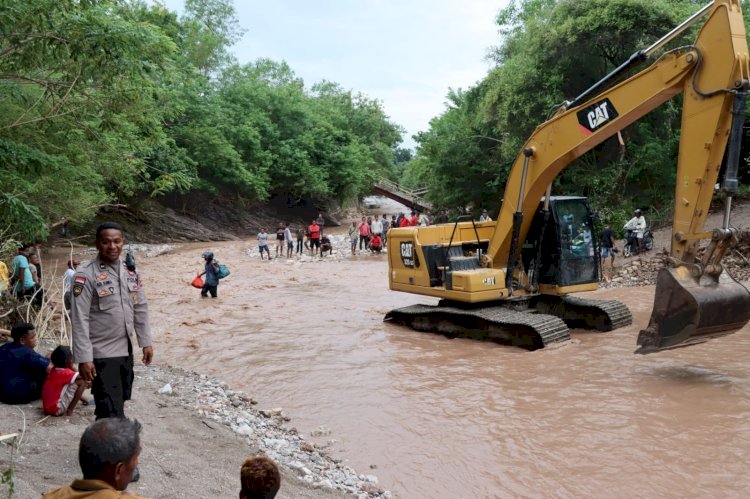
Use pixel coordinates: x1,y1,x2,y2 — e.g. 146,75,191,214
46,220,750,497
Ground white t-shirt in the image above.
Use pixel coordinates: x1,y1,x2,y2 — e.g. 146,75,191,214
63,268,75,293
624,215,646,234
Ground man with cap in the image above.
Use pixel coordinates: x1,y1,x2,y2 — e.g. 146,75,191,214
624,208,647,252
479,209,492,222
71,222,152,420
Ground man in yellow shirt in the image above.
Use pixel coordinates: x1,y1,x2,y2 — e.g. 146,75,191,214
0,260,9,296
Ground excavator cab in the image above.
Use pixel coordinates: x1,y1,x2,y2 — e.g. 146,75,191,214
522,197,599,290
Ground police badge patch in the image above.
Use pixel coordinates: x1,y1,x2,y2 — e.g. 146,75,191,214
73,284,84,297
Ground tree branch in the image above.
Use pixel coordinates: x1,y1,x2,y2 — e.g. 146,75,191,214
2,106,82,130
0,74,72,88
0,33,70,58
48,74,79,116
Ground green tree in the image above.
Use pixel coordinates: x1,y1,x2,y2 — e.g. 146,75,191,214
0,0,193,237
181,0,244,75
408,0,708,220
0,0,408,241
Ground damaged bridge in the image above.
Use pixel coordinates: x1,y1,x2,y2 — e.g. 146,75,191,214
372,177,432,212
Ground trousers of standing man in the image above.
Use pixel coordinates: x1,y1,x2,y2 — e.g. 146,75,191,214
92,340,134,419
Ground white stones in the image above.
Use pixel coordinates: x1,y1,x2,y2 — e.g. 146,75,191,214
158,383,173,394
313,479,334,489
288,460,306,471
311,425,331,437
141,365,390,498
233,423,254,437
262,438,289,451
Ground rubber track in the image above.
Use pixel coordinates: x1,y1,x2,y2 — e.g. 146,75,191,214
559,296,633,331
384,304,571,350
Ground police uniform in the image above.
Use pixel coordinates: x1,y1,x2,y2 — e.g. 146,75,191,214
71,256,151,419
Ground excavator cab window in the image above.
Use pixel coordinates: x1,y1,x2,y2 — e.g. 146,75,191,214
522,196,599,287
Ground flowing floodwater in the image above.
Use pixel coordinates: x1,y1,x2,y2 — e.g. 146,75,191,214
45,204,750,497
116,238,750,498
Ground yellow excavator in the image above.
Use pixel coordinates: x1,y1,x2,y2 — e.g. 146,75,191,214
385,0,750,353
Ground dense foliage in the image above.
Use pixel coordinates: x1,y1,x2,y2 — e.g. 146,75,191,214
405,0,750,229
0,0,402,241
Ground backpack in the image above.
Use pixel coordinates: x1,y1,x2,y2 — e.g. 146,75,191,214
216,263,230,279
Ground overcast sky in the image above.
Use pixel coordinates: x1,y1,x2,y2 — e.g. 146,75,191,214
161,0,508,149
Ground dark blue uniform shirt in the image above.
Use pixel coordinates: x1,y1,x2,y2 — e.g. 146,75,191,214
0,342,49,404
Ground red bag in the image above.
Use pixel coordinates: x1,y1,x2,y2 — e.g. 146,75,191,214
191,275,204,289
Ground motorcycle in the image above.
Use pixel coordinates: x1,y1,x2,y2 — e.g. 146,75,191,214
622,227,654,257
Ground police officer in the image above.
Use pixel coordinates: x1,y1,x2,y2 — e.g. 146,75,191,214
71,222,152,419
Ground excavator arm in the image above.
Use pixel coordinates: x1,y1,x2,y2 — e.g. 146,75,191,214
487,0,747,272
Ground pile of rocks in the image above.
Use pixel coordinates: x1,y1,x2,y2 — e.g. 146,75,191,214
727,230,750,282
604,229,750,288
148,365,390,498
78,243,175,258
603,254,663,287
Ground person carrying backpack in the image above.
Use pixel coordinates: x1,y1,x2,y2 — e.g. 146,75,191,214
198,251,220,298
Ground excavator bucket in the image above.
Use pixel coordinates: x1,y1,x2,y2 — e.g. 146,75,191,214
635,266,750,354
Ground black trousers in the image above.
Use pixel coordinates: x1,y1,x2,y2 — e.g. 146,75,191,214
0,376,45,404
92,354,134,419
201,284,218,297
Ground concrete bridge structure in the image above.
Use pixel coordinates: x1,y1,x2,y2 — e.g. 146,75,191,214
372,177,432,212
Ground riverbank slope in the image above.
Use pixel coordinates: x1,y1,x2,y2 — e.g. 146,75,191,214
0,361,387,499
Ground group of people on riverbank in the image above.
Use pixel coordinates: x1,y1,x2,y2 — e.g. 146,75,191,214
251,208,459,260
1,222,283,498
1,242,85,315
256,212,333,259
2,243,49,307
